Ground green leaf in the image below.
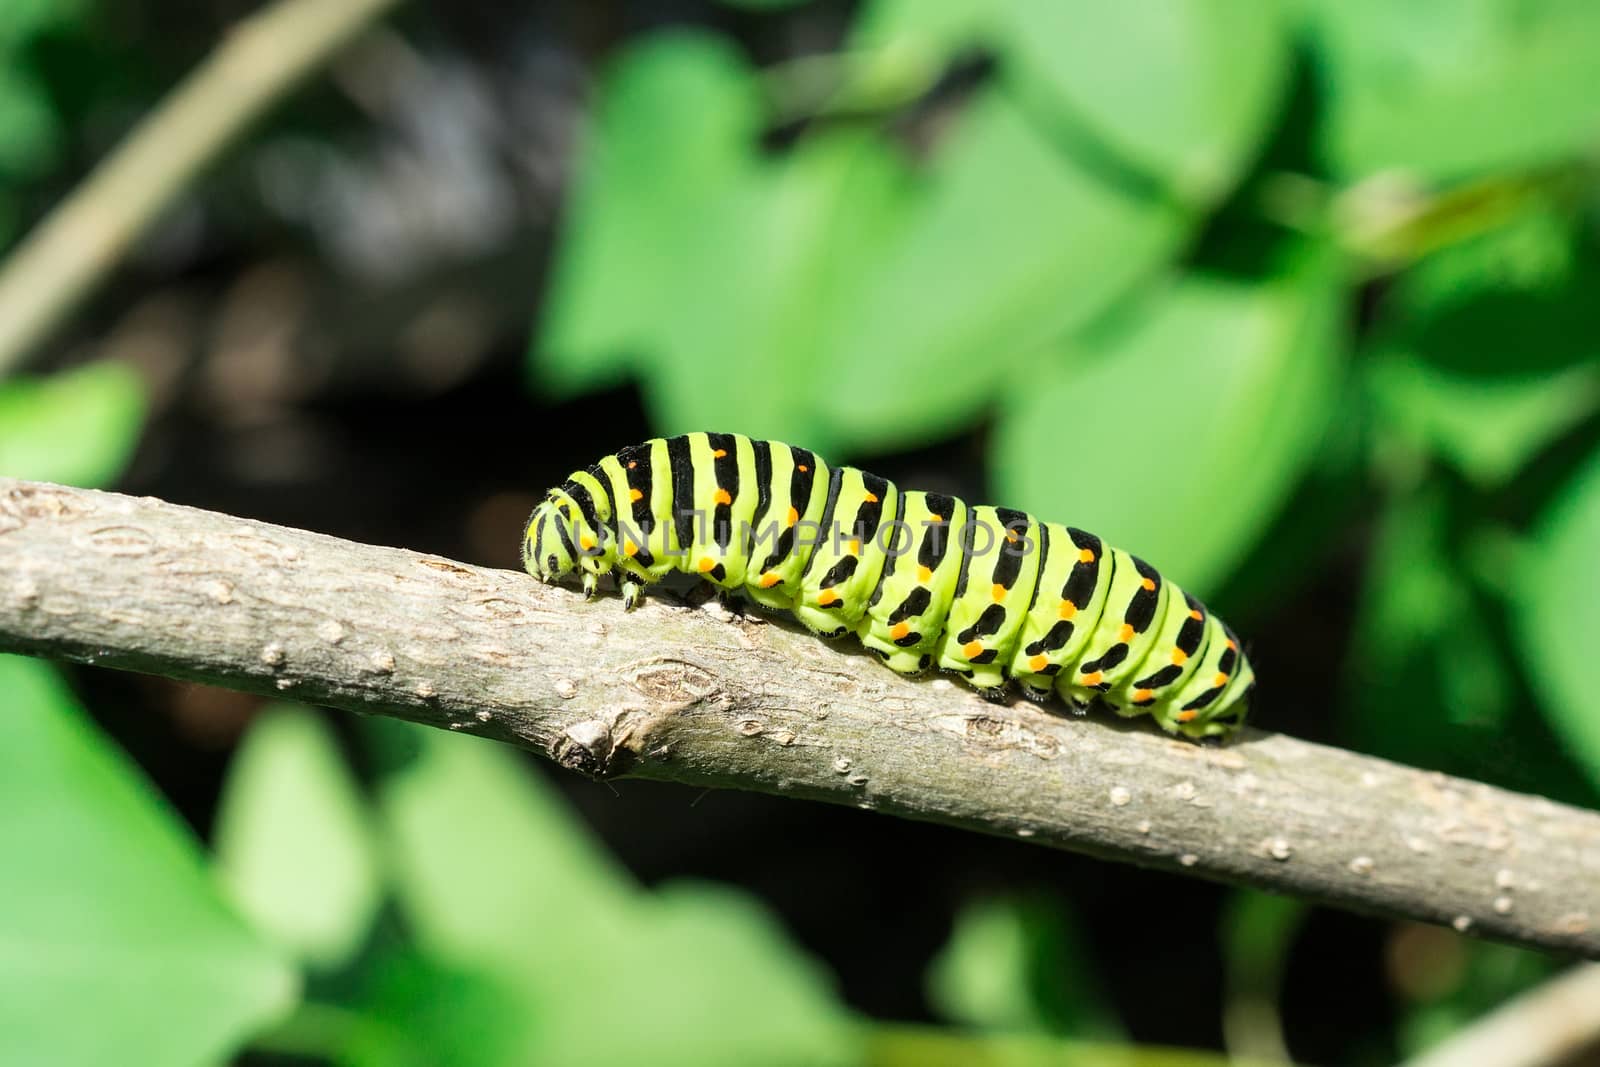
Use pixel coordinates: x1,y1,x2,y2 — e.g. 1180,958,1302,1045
1513,442,1600,788
992,249,1346,595
865,1024,1249,1067
1219,890,1307,1065
1366,355,1600,487
213,706,383,970
0,362,146,487
1365,212,1600,485
343,950,533,1067
637,128,918,452
376,724,859,1067
999,0,1290,204
0,655,297,1067
926,894,1122,1040
0,66,60,177
1305,0,1600,180
821,88,1189,451
535,32,764,398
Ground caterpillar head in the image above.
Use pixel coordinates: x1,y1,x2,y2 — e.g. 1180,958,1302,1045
523,492,600,582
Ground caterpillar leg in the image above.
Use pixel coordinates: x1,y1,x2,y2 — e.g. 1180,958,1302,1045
581,571,600,600
621,577,645,611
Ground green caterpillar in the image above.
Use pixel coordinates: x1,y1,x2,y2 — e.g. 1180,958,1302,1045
524,432,1255,740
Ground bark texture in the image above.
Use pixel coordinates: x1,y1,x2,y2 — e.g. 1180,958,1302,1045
1,477,1596,957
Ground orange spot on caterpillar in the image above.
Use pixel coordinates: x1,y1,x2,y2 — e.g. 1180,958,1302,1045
628,488,644,503
797,464,809,472
1175,709,1199,723
786,506,799,526
928,514,944,524
758,572,781,588
623,540,639,558
991,583,1006,601
1171,648,1188,666
1005,528,1019,543
697,557,717,573
917,565,933,583
1133,688,1153,702
1118,623,1134,642
1081,670,1104,687
864,491,879,504
1213,672,1229,687
890,622,911,640
1189,609,1203,621
1227,639,1238,652
1059,600,1077,620
817,589,840,606
627,461,638,469
712,448,727,458
712,488,731,505
1079,548,1095,564
962,640,984,659
1028,654,1049,672
578,534,596,551
1141,577,1156,592
848,539,861,555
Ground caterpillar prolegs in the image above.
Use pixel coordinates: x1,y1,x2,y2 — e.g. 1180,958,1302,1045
523,433,1255,740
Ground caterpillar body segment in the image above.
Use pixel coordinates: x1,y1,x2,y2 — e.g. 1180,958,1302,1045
524,433,1255,740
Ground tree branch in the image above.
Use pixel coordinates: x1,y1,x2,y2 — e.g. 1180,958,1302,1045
2,477,1597,958
0,0,404,375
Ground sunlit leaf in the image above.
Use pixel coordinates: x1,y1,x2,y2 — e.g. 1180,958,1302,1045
992,248,1345,595
0,361,146,487
213,706,383,970
926,894,1122,1040
999,0,1290,204
822,88,1188,451
1513,442,1600,788
0,655,297,1067
377,724,859,1067
1305,0,1600,180
535,32,764,397
865,1024,1249,1067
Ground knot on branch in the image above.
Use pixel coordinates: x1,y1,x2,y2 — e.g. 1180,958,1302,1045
550,719,619,779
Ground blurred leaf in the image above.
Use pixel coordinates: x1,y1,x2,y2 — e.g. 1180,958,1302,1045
822,88,1189,451
1392,936,1558,1058
926,894,1122,1040
1000,0,1290,203
866,1025,1248,1067
343,949,532,1067
640,128,918,451
536,32,764,398
538,29,1189,454
993,248,1345,595
1367,356,1600,486
1305,0,1600,180
1365,211,1600,485
1513,441,1600,788
213,706,383,971
1345,487,1515,770
0,362,146,487
0,655,297,1067
1220,890,1307,1065
0,0,88,48
0,66,60,176
377,723,859,1066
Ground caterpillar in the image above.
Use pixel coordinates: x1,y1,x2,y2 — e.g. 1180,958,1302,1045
523,433,1255,740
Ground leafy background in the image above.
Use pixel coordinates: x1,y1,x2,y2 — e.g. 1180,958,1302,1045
2,0,1599,1064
